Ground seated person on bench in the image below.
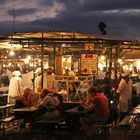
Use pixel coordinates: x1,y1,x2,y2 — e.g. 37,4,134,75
14,87,34,110
79,86,110,133
14,88,34,127
35,89,64,121
34,89,50,116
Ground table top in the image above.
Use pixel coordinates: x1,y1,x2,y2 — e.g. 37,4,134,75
0,94,8,97
13,106,38,112
65,106,86,114
63,102,80,105
0,104,15,110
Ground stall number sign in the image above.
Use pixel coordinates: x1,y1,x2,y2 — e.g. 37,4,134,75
81,54,97,75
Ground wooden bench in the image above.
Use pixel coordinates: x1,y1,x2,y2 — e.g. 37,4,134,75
91,111,118,134
119,115,136,129
0,115,18,135
119,115,136,140
37,116,65,122
129,104,140,120
31,116,66,134
91,119,114,134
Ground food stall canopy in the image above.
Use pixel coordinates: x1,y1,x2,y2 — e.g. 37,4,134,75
0,31,140,58
0,31,139,46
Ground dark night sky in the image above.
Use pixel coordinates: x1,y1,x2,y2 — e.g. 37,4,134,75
0,0,140,39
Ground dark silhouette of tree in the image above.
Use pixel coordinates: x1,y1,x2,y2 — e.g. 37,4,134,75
98,22,107,35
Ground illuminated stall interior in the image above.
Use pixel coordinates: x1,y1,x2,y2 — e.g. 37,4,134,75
0,32,140,74
0,32,140,98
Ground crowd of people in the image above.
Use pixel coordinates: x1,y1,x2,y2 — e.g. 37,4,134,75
1,67,140,133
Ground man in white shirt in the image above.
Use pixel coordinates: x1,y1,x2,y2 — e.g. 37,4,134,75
8,71,22,104
116,72,132,122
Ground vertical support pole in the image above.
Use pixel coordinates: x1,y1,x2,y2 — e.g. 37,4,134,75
53,45,56,74
106,55,108,71
114,47,119,80
108,47,112,78
41,33,44,89
97,45,99,76
33,55,35,90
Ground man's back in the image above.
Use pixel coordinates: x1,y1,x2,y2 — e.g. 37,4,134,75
93,94,109,119
8,76,22,97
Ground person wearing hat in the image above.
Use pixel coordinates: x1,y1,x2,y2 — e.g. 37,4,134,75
8,70,22,104
116,72,132,122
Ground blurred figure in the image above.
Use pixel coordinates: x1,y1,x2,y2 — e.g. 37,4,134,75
45,67,55,90
116,72,132,122
35,89,63,120
46,66,54,75
133,79,140,96
79,86,110,133
69,70,75,76
0,68,10,90
8,71,22,104
40,89,49,100
68,83,76,102
34,67,42,94
14,88,34,109
133,78,140,106
14,88,34,128
64,69,69,76
103,78,113,102
36,89,49,105
33,89,50,116
104,71,111,82
0,75,9,94
97,68,105,80
76,82,89,102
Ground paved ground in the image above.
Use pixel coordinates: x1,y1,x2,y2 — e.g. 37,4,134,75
1,121,140,140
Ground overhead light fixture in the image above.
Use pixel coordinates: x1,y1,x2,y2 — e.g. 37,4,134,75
8,62,12,67
27,55,31,60
24,59,29,64
9,50,15,56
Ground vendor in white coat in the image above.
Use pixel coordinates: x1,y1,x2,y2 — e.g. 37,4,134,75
8,71,22,104
116,72,132,122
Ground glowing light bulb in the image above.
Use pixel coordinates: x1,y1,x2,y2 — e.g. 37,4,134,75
27,55,31,60
24,59,29,64
8,63,12,67
9,50,15,56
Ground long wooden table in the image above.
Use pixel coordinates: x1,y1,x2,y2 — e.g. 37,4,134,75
63,102,80,110
13,106,39,122
13,106,38,112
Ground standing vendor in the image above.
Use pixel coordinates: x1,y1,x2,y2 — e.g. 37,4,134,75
116,72,132,122
8,70,22,104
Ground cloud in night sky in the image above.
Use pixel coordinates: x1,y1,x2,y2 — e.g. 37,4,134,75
0,0,140,39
